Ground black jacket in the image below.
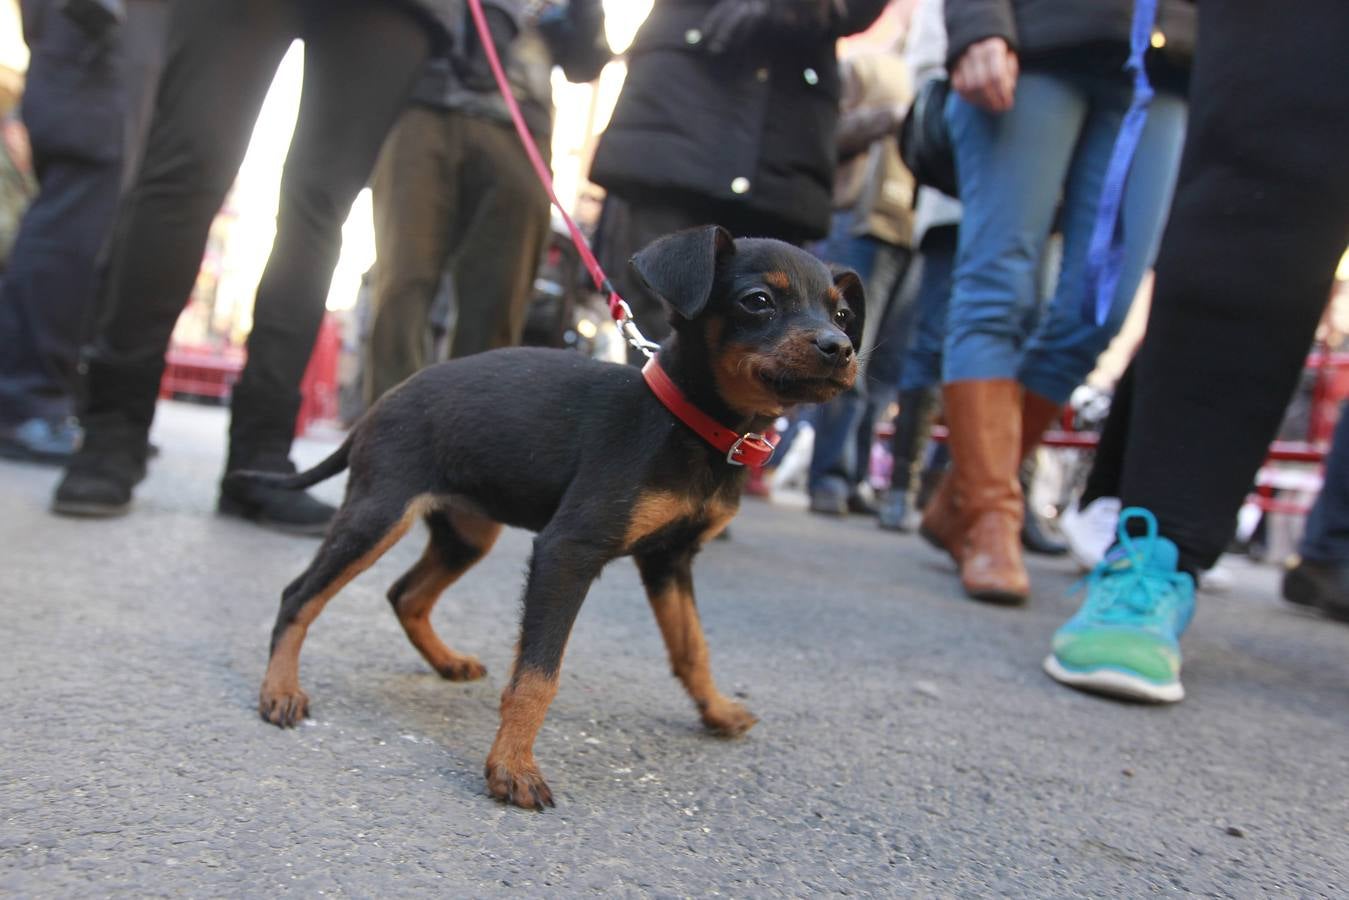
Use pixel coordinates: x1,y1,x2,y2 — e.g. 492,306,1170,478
944,0,1195,79
589,0,889,241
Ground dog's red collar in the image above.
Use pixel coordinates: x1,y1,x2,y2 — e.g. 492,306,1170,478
642,356,776,468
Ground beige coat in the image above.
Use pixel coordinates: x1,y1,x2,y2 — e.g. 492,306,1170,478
832,51,916,248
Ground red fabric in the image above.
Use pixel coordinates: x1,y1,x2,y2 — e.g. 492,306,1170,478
642,357,777,467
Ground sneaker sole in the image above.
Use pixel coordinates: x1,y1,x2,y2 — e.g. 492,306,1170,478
51,498,131,518
1043,655,1184,704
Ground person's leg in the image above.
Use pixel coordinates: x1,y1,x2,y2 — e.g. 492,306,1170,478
366,106,457,406
931,72,1086,601
1017,87,1187,407
226,2,430,481
0,7,125,458
0,157,123,454
1284,403,1349,620
897,225,956,397
1048,0,1349,701
119,0,172,195
53,0,297,516
808,212,879,512
445,116,551,359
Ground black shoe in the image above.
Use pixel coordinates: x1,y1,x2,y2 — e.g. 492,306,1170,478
0,417,82,465
51,423,149,518
1282,557,1349,622
218,457,335,537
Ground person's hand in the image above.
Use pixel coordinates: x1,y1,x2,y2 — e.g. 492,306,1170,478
700,0,828,55
951,37,1019,112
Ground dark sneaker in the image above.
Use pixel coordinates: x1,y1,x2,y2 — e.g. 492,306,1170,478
0,417,82,465
218,458,335,537
1283,557,1349,623
808,475,850,517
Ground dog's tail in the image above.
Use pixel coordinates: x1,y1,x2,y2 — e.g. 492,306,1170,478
223,436,352,492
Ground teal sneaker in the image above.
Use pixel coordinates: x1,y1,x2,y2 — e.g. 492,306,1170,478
1044,507,1196,703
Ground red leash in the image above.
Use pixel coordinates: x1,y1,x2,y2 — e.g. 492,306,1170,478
464,2,775,467
463,0,659,357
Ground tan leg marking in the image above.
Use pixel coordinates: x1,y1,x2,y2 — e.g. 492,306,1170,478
647,579,757,737
624,491,693,549
484,669,560,809
393,510,500,680
259,495,437,726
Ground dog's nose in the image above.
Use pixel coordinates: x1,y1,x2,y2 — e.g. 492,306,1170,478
813,331,854,365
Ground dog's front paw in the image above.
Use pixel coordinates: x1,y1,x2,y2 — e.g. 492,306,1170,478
701,698,758,737
436,655,487,682
485,757,555,810
258,685,310,728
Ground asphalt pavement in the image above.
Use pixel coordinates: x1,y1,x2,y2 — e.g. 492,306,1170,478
2,401,1347,897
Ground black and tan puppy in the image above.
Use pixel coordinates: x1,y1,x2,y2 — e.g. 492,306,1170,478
233,226,864,809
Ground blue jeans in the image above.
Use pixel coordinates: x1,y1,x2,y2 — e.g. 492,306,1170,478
943,69,1187,403
897,225,957,393
1300,404,1349,563
807,210,913,489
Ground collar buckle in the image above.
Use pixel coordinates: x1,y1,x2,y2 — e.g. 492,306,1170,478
727,432,775,467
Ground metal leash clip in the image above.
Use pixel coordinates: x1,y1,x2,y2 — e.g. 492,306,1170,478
614,299,662,359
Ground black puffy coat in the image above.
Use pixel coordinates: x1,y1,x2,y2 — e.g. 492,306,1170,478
590,0,889,241
945,0,1196,76
396,0,524,47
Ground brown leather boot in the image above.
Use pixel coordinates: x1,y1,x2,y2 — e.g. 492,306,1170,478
920,389,1063,564
944,379,1029,604
918,468,963,562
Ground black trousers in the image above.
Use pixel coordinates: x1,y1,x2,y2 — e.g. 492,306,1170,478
83,0,429,465
1084,0,1349,574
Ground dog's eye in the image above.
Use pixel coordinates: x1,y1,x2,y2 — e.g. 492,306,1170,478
834,308,854,329
738,291,775,315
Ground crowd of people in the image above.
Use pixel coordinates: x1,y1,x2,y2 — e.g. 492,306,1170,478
0,0,1346,708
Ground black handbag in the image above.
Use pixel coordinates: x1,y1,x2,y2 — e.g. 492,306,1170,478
898,75,958,199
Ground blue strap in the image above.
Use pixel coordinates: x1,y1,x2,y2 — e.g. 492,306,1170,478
1082,0,1158,326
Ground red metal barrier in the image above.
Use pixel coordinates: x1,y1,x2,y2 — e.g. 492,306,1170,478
158,314,342,437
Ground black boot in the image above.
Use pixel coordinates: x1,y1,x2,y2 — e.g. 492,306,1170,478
219,380,335,536
1020,456,1068,556
51,355,161,518
52,418,150,517
879,387,937,531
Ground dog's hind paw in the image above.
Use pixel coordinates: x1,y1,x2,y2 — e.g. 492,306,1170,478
485,759,555,810
701,699,758,737
258,687,310,728
435,655,487,682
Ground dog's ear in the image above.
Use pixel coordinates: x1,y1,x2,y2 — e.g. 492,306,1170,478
830,265,867,347
630,225,735,320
